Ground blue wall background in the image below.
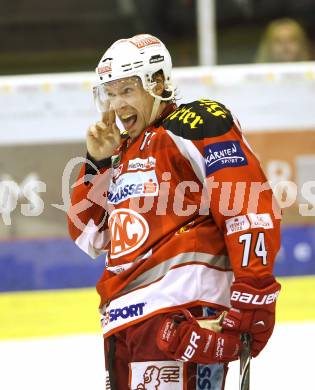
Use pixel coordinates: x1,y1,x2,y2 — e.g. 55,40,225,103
0,225,314,292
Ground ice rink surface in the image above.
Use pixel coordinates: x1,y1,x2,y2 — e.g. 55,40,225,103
0,322,314,390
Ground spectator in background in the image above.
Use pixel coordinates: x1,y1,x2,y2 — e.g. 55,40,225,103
255,18,312,63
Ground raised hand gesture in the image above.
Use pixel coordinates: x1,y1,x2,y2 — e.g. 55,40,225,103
87,107,121,161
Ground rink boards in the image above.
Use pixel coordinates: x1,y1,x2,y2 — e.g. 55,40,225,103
0,275,314,340
0,224,315,294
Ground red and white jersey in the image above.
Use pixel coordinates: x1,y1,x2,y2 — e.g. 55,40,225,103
68,99,281,338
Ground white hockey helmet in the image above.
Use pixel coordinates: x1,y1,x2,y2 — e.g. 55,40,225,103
95,34,174,101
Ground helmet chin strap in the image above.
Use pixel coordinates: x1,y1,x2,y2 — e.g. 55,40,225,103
147,82,175,125
149,96,162,124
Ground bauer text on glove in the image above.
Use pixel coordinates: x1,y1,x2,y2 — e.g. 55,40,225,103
222,277,281,357
156,310,241,364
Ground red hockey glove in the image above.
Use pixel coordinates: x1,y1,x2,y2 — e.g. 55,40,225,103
156,309,241,364
222,277,281,357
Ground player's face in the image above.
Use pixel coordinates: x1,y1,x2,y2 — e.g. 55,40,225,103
104,77,155,139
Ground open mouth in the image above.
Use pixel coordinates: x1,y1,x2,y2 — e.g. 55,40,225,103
120,113,137,131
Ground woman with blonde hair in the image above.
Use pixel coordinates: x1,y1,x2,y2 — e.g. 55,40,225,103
255,18,311,63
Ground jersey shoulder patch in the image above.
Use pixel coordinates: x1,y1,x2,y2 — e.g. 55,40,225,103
162,99,234,140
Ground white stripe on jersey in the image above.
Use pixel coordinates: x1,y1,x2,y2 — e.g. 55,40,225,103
101,263,233,336
121,251,230,294
75,218,110,259
166,130,206,183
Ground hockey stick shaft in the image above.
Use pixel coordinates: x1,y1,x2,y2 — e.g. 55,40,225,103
239,333,251,390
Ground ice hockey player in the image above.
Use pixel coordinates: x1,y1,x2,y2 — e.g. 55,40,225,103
68,34,281,389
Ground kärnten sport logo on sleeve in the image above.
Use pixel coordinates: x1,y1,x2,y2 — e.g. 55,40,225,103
204,140,248,175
